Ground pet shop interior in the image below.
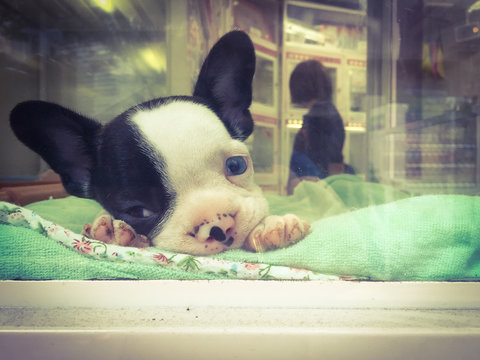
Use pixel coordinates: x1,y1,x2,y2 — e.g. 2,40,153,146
1,1,480,359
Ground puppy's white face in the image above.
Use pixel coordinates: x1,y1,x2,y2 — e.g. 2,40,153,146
130,101,268,254
10,31,261,255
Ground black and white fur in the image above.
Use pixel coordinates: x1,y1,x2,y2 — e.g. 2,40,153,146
10,31,308,255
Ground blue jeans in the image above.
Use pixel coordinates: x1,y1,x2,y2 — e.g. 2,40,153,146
290,151,327,179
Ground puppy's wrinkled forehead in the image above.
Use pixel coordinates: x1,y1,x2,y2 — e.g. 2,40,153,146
131,99,242,185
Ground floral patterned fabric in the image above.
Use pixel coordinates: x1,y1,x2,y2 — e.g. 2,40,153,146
0,201,343,280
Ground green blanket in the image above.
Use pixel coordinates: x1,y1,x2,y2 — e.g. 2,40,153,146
1,175,479,281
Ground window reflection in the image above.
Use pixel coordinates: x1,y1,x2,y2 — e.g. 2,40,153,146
368,0,480,195
283,2,368,188
1,0,479,196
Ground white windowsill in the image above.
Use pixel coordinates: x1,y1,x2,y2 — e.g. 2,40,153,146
1,280,480,359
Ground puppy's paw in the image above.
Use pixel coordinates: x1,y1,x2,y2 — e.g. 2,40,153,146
82,212,151,248
244,214,310,252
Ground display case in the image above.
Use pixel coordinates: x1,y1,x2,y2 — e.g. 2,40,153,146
281,1,368,188
245,114,279,192
282,50,345,186
368,0,480,195
379,98,479,194
283,50,343,119
345,57,367,130
252,47,279,114
234,0,282,191
249,46,281,191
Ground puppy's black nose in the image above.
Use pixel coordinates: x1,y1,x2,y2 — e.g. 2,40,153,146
210,226,226,242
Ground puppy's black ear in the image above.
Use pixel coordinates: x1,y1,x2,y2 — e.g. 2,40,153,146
193,30,255,141
10,101,101,198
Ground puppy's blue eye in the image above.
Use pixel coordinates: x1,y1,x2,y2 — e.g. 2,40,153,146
226,156,248,176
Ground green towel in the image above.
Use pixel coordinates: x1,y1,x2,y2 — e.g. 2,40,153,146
266,175,410,222
1,175,479,281
0,224,218,280
219,194,480,280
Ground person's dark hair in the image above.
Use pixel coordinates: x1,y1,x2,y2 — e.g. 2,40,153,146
289,60,333,104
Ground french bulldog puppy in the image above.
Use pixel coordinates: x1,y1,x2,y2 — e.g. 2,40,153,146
10,31,309,255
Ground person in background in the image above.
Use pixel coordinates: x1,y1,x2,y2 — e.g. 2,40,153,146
287,59,354,195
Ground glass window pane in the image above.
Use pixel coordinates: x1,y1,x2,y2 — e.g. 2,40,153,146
1,0,480,282
1,0,167,178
